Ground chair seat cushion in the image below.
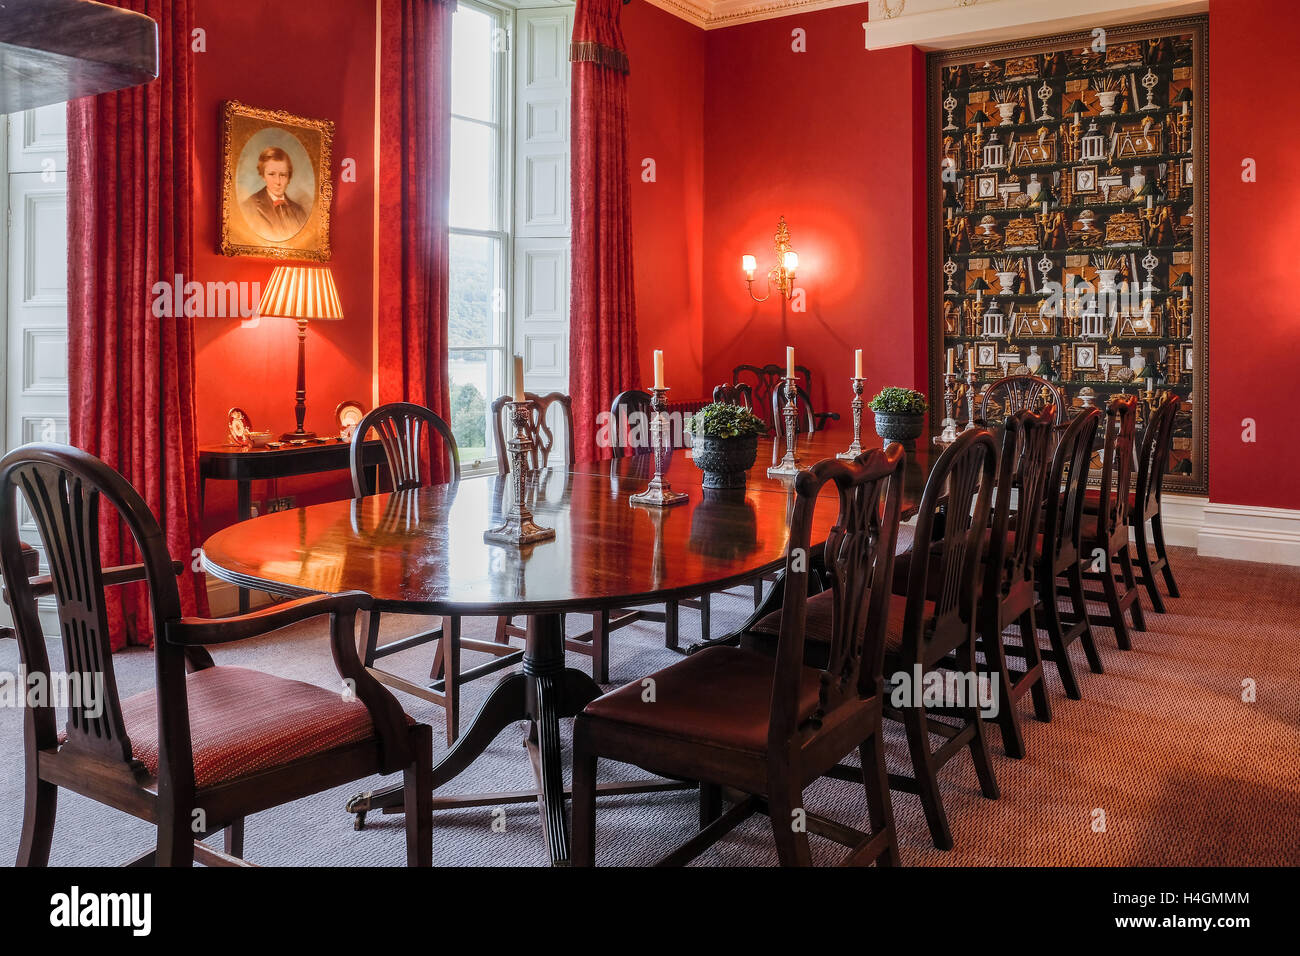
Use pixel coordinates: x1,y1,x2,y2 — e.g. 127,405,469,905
1082,488,1138,514
581,647,823,753
64,666,388,789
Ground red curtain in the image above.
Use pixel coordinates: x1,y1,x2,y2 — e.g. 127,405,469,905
570,0,641,463
377,0,455,483
66,0,207,650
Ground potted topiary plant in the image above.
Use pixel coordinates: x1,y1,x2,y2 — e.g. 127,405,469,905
685,402,767,489
869,387,929,445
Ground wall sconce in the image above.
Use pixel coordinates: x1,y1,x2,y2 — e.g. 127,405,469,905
742,216,798,302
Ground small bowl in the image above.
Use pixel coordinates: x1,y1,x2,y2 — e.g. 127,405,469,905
248,430,273,448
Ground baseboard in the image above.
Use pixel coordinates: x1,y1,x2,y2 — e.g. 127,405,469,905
1156,493,1206,549
1197,501,1300,567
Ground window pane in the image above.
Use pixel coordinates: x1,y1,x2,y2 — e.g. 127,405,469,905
449,349,502,462
450,117,496,231
451,5,495,123
449,233,502,348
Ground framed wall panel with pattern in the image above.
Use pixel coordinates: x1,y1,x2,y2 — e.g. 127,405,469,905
927,15,1208,493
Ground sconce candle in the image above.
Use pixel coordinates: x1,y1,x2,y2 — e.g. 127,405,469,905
653,349,664,390
741,255,757,280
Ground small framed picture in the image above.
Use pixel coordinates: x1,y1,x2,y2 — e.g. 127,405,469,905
976,173,999,201
1072,164,1099,195
1180,343,1194,372
976,342,999,369
1180,157,1193,187
1071,342,1098,370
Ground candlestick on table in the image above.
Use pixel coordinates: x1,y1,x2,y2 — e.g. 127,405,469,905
837,377,868,460
768,377,803,478
630,387,688,508
485,399,556,546
963,369,980,430
934,371,961,445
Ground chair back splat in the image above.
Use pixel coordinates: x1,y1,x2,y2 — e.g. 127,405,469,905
902,428,999,664
1094,394,1139,548
350,402,460,496
770,445,905,744
1136,394,1181,519
1042,406,1102,570
978,374,1066,426
985,408,1056,599
491,391,574,475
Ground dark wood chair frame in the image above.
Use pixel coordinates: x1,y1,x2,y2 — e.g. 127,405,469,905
0,443,432,867
732,363,839,433
1033,406,1105,701
1127,394,1183,612
977,374,1067,426
882,428,1001,850
573,447,907,866
1078,395,1146,650
713,381,777,607
604,389,711,662
969,408,1055,759
490,390,628,684
349,402,514,746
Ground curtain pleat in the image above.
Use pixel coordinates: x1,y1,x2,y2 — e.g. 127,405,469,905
570,0,640,463
66,0,207,649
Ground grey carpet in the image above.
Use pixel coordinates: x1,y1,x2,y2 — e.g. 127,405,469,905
2,546,1297,866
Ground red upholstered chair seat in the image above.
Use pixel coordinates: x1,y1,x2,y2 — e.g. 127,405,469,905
581,647,823,753
1081,488,1137,514
62,666,392,789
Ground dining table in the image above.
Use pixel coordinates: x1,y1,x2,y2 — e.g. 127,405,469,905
201,431,937,865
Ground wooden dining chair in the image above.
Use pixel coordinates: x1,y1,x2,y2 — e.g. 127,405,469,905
0,444,432,867
491,390,620,683
604,389,711,661
732,363,837,433
978,374,1067,426
1084,394,1183,613
350,402,512,745
1035,406,1104,700
711,381,753,410
971,408,1055,758
573,446,907,866
1079,394,1146,649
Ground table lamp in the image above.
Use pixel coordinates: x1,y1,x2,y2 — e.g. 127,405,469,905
257,265,343,441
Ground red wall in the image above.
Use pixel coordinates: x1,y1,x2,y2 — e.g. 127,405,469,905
624,1,708,399
698,5,927,424
190,0,377,529
1208,0,1298,509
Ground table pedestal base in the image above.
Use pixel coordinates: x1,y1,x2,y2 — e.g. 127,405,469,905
345,612,687,866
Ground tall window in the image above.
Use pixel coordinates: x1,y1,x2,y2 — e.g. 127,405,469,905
448,0,508,469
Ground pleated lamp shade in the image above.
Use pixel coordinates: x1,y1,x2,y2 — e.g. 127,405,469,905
257,265,343,321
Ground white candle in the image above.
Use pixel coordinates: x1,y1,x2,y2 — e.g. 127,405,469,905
653,349,664,390
854,349,863,379
1146,377,1154,392
513,354,525,402
786,346,796,380
968,349,976,373
947,349,955,374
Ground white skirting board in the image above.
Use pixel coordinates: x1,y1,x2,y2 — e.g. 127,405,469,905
200,495,1300,612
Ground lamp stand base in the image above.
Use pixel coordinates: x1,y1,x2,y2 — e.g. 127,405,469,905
281,429,318,441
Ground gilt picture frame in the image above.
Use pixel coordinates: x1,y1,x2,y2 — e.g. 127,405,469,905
221,100,334,261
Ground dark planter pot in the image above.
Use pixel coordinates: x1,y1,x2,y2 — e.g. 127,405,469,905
690,434,759,489
873,411,925,445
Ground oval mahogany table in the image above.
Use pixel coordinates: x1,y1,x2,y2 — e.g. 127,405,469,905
202,435,929,865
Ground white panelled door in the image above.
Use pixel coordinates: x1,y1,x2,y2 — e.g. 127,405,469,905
514,6,572,452
2,103,69,633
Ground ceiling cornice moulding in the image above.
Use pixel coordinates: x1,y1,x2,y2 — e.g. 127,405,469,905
641,0,1206,38
641,0,865,31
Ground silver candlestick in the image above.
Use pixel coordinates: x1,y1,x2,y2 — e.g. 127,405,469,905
767,377,803,478
934,371,961,445
963,369,980,430
485,400,556,546
630,387,688,507
837,377,867,460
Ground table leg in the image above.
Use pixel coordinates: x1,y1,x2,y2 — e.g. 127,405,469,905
236,479,252,613
345,611,600,866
